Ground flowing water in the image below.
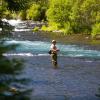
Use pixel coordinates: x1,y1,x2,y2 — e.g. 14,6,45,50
4,39,100,59
1,19,100,100
1,19,99,59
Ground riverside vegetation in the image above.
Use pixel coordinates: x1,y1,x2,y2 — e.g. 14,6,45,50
0,0,100,38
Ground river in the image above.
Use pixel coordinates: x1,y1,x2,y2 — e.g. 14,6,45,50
0,20,100,100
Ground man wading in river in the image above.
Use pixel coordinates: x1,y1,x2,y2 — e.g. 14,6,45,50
50,40,59,69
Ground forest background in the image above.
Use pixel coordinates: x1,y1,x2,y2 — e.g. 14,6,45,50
0,0,100,37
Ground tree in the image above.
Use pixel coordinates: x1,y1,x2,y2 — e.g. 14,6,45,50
4,0,30,11
80,0,100,33
0,1,32,99
46,0,100,35
26,3,41,21
26,0,48,21
47,0,72,25
46,0,74,33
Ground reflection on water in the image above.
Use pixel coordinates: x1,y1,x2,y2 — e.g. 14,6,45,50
0,66,32,100
0,81,31,100
0,41,32,100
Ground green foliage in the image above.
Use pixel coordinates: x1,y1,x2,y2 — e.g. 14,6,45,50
46,0,100,35
26,4,41,21
63,23,73,35
41,22,60,32
46,0,72,25
3,10,13,19
1,0,100,36
0,41,17,55
41,25,47,31
46,0,77,33
39,6,47,21
92,23,100,37
0,57,23,74
33,26,39,31
0,1,17,19
4,0,30,11
0,41,23,74
0,0,32,20
19,10,27,20
1,0,47,21
0,0,8,18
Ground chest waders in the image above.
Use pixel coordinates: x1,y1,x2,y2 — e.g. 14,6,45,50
51,53,58,68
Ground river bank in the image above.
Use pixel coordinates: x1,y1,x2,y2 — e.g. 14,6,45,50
10,31,100,51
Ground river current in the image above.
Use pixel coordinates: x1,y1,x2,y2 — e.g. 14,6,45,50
1,19,99,59
3,39,100,59
1,19,100,100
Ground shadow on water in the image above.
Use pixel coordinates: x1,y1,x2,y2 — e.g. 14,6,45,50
0,40,32,100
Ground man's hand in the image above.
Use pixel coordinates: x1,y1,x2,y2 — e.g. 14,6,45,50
57,49,60,51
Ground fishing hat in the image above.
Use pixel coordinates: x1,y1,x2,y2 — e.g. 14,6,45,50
52,40,56,43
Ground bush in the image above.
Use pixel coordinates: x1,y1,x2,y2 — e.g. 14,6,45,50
41,25,47,31
26,4,41,21
41,22,59,32
63,23,73,35
19,10,27,20
91,23,100,37
33,26,39,32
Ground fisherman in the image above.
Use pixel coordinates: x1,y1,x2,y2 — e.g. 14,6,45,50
50,40,59,68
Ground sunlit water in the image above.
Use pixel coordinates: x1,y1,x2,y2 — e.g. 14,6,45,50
3,40,100,59
1,19,100,59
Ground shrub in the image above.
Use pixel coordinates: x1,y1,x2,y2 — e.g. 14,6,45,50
63,23,73,35
41,25,47,31
26,4,41,21
19,10,27,20
91,23,100,37
33,26,39,31
41,22,59,32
